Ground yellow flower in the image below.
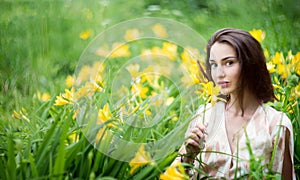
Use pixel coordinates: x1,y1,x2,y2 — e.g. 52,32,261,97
77,65,91,84
92,61,105,74
277,63,289,79
11,108,30,122
199,81,221,106
266,61,276,73
145,108,152,116
272,84,283,90
291,52,300,76
68,131,79,143
264,49,270,59
161,42,178,60
160,162,188,180
126,64,140,79
129,145,152,174
80,29,92,40
140,49,154,60
74,85,89,99
166,97,174,106
151,46,163,55
54,95,70,106
66,75,75,88
96,45,110,57
98,103,113,125
152,23,167,38
124,28,140,41
289,83,300,101
272,52,284,65
249,29,265,43
180,46,200,65
131,83,149,99
41,93,51,101
37,91,51,102
111,43,131,58
74,81,102,100
54,88,74,106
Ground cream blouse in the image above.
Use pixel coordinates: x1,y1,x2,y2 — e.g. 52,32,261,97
177,101,295,179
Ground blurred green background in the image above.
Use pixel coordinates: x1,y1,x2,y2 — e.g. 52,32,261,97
1,0,300,114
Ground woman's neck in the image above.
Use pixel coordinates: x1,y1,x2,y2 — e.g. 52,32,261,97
226,90,260,117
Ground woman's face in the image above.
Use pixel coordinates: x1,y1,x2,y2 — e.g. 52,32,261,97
209,42,241,96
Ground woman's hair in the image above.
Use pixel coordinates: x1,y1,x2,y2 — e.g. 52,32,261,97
205,28,276,113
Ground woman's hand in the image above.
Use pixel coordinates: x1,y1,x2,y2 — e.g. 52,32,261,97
183,123,207,163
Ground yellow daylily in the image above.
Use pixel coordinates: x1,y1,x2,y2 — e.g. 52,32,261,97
160,162,188,180
37,91,51,102
152,23,167,38
272,52,284,65
54,95,70,106
12,108,30,122
131,83,149,99
95,45,110,57
111,43,131,58
54,88,74,106
264,49,270,59
166,97,174,106
65,75,75,88
291,52,300,76
129,145,152,174
180,46,200,65
80,29,92,40
126,64,140,79
277,63,289,79
249,29,265,43
98,103,113,125
199,81,221,106
161,42,178,60
77,65,91,83
124,28,140,41
74,81,102,100
140,49,154,60
266,61,276,73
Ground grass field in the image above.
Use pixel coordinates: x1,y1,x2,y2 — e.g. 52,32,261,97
0,0,299,179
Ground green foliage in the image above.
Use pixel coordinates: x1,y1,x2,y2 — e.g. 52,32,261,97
0,0,299,179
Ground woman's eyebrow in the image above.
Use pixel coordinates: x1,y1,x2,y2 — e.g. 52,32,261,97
209,56,237,62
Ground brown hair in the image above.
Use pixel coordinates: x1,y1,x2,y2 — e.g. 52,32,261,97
205,28,276,113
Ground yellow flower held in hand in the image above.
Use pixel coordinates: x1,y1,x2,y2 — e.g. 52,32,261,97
160,162,188,180
129,145,152,174
199,81,221,106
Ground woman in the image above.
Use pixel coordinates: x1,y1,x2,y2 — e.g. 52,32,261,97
175,28,295,179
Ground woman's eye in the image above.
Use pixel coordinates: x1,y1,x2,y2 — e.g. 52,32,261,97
226,61,234,66
210,63,217,68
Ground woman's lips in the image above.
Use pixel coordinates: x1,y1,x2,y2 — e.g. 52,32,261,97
217,81,229,87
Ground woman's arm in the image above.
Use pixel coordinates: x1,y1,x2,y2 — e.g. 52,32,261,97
282,130,293,180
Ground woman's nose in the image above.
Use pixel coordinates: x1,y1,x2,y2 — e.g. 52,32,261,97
216,66,225,78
